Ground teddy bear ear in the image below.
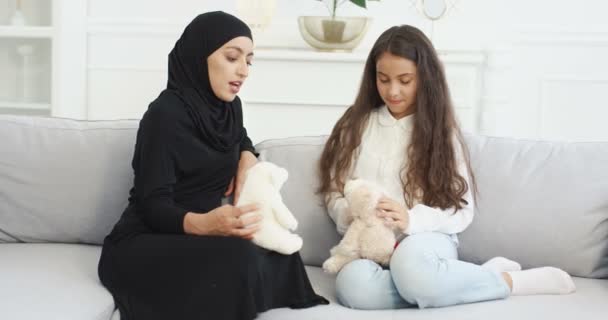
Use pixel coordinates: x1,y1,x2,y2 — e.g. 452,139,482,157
344,178,363,194
270,165,288,188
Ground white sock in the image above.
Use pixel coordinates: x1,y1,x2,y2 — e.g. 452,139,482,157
507,267,576,295
481,257,522,273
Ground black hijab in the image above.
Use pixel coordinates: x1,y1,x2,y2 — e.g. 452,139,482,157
167,11,252,152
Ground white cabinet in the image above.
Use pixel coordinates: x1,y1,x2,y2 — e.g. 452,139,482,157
0,0,86,118
0,0,53,115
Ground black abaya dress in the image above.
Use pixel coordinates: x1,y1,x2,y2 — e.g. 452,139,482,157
98,91,327,320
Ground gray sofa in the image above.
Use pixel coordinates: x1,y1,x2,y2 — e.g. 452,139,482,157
1,114,607,320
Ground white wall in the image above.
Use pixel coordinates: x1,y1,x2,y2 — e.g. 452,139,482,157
20,0,608,142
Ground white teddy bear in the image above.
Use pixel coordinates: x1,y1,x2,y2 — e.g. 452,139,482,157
322,179,397,274
236,161,303,255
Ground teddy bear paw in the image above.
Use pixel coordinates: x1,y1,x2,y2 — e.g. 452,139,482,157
322,257,343,274
286,219,298,231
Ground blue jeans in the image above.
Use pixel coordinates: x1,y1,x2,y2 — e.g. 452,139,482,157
335,232,511,309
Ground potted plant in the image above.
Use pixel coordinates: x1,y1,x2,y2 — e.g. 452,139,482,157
298,0,379,51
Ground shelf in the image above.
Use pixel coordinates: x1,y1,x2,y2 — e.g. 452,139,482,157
0,26,53,39
254,48,486,64
254,48,368,62
0,101,50,110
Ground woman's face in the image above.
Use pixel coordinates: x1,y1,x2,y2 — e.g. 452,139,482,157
207,36,254,102
375,52,418,119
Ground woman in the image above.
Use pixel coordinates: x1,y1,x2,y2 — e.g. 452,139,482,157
98,11,327,320
318,24,575,310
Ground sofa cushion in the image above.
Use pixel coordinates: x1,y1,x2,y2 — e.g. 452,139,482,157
256,136,341,267
257,266,608,320
0,115,137,244
0,243,114,320
257,134,608,278
459,135,608,278
2,246,606,320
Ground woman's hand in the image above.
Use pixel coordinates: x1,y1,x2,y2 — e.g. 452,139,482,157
225,151,258,204
376,197,410,232
184,203,262,239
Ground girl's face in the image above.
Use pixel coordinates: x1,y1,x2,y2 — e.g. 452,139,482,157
375,52,418,119
207,36,254,102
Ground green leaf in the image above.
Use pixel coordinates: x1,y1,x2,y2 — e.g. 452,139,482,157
350,0,367,8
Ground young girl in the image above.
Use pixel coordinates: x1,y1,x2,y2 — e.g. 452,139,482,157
318,25,576,310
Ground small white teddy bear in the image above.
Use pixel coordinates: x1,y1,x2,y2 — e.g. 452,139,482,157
322,179,396,274
236,161,303,255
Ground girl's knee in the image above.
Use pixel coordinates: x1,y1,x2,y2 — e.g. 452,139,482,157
335,260,385,309
390,239,448,307
336,259,378,293
393,270,445,307
390,233,456,273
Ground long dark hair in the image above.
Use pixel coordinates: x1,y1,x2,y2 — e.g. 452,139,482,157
318,25,475,211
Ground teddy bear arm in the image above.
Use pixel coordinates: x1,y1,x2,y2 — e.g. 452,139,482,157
334,219,365,254
271,194,298,231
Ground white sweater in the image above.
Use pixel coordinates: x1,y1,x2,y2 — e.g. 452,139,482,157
326,106,475,236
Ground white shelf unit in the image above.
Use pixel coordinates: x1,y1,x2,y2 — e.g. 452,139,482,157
0,0,55,115
0,38,53,115
0,26,53,38
0,101,50,110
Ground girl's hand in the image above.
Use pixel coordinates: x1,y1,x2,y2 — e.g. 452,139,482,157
376,197,409,232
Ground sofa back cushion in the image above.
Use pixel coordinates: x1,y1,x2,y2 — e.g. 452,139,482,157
3,114,607,278
256,136,341,267
0,115,136,244
257,135,608,277
459,135,608,278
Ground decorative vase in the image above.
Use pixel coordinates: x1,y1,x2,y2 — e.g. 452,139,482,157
236,0,276,30
298,16,371,52
16,44,35,102
10,0,26,26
